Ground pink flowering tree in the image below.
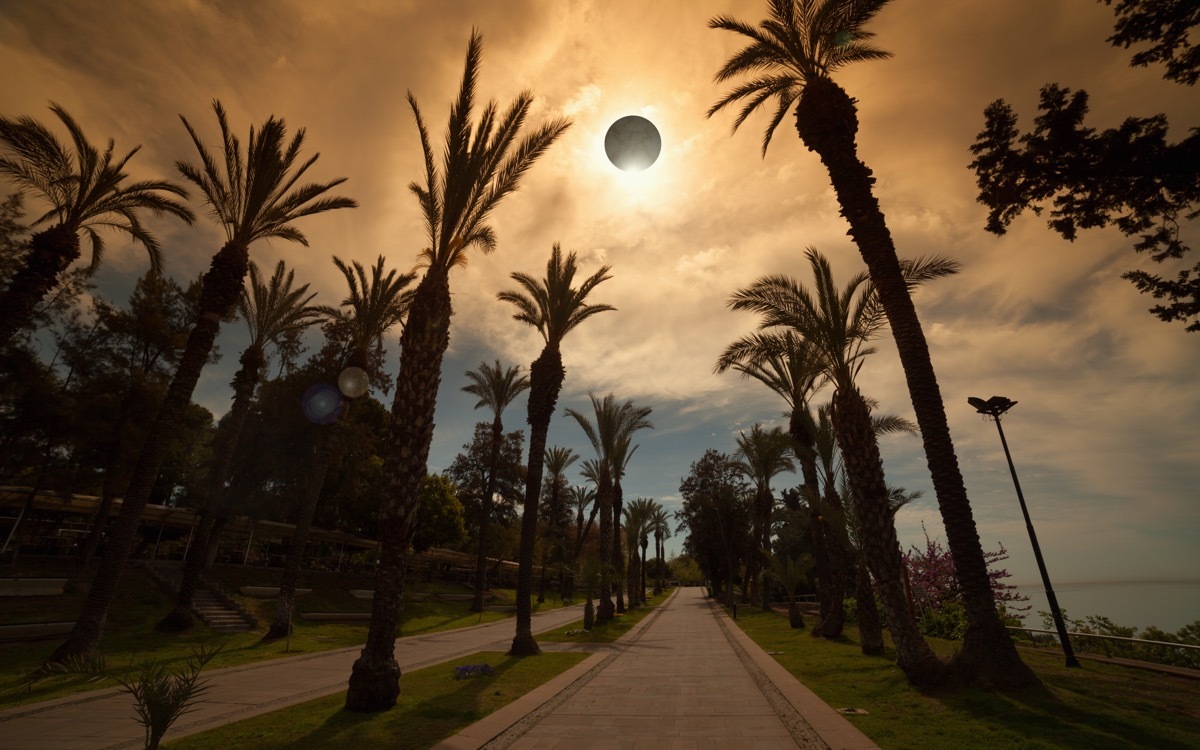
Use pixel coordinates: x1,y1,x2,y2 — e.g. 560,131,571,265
904,524,1029,617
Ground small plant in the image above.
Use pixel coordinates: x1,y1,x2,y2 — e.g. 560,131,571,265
452,663,495,680
565,628,591,637
116,644,222,750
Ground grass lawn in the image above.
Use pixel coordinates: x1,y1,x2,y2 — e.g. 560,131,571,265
0,560,568,709
730,606,1200,750
539,588,674,643
163,650,590,750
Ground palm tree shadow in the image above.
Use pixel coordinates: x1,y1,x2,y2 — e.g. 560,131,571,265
936,680,1196,750
294,660,520,745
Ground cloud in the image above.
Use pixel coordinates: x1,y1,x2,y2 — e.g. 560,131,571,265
3,0,1196,587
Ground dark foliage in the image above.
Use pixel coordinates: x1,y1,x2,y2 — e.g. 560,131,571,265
970,2,1200,330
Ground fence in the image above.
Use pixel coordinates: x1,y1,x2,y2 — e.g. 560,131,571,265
1007,626,1200,669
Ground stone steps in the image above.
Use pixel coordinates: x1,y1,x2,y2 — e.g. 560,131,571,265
138,561,255,632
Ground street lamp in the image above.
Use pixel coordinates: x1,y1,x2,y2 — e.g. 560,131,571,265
968,395,1081,669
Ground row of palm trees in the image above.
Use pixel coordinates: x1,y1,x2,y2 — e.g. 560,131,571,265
0,97,360,665
2,0,1041,700
1,30,646,705
707,0,1037,689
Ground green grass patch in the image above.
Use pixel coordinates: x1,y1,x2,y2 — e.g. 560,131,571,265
163,650,589,750
539,588,674,643
731,607,1200,750
0,561,565,709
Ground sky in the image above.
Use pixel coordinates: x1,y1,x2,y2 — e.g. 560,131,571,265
2,0,1198,589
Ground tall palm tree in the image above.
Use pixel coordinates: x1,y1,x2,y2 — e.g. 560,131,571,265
709,0,1037,689
566,394,652,623
539,445,579,603
569,481,598,561
265,255,414,639
345,32,570,710
715,330,844,634
48,102,354,664
622,497,657,607
498,244,614,655
730,247,955,685
159,259,319,632
0,103,194,345
607,434,644,614
734,425,796,610
650,505,672,595
462,359,530,614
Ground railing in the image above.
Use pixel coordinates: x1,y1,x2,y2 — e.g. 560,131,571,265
1007,626,1200,652
1008,625,1200,669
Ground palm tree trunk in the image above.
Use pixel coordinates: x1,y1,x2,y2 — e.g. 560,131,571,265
832,386,944,686
575,500,599,560
538,482,564,605
346,268,451,712
817,484,849,638
855,561,885,656
158,347,264,632
596,474,615,623
80,394,134,567
796,76,1037,690
511,344,564,656
472,418,504,614
640,537,648,603
613,492,625,614
789,410,835,633
0,224,78,347
265,425,336,638
47,241,248,665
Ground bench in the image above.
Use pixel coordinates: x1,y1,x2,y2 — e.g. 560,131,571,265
0,578,68,596
239,586,312,598
349,590,431,602
299,612,370,622
0,622,74,641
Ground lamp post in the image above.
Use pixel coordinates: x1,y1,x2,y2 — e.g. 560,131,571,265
968,395,1081,669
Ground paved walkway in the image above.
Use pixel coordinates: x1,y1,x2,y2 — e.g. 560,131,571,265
437,587,878,750
1,589,879,749
0,603,588,749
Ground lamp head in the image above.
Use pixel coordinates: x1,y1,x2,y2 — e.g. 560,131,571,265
968,395,1017,418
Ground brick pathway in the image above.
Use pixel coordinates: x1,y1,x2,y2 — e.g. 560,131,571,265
438,587,879,750
0,604,587,750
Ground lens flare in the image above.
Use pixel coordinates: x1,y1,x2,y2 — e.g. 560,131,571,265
301,383,344,425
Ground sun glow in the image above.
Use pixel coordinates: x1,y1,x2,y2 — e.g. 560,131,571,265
582,107,688,213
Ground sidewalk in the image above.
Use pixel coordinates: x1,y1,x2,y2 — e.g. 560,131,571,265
0,603,587,749
435,587,879,750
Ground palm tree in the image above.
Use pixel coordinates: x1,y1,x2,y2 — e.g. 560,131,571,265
771,554,816,629
565,394,653,623
462,359,530,614
265,255,414,640
48,102,354,665
538,445,579,603
0,104,195,346
569,481,598,561
715,330,844,634
345,32,570,710
623,497,657,607
159,259,318,632
607,435,644,614
709,0,1038,689
498,244,614,655
734,425,796,610
730,247,955,685
650,506,672,595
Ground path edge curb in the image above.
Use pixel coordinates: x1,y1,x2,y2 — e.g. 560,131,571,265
712,601,881,750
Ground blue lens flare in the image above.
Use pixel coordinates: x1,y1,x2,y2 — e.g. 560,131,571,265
301,383,344,425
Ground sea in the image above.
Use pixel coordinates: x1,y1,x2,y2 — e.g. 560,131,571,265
1010,579,1200,634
